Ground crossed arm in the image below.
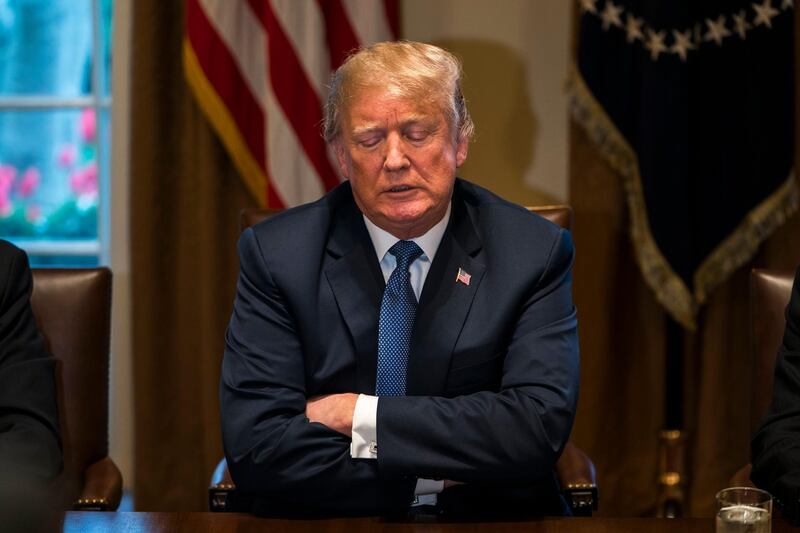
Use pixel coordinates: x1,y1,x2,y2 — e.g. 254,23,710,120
220,227,579,513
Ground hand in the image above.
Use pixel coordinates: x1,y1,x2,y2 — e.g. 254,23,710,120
443,480,464,489
306,393,358,437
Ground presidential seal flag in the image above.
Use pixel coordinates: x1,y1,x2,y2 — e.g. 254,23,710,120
568,0,797,329
183,0,398,208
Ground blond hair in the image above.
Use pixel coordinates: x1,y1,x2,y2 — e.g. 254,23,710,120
324,41,474,143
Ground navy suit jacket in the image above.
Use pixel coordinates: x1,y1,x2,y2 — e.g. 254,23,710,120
220,179,579,517
0,240,61,479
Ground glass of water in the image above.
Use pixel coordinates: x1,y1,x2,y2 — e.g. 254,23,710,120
716,487,772,533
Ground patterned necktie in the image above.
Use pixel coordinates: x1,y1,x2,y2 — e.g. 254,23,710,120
375,240,424,396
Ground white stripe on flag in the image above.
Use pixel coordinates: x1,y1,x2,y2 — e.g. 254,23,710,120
341,0,394,45
198,0,267,101
202,0,326,205
269,0,330,102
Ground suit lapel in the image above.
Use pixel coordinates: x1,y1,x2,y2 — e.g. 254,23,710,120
406,196,485,395
323,197,385,395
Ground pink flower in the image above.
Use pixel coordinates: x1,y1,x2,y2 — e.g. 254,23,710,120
69,162,98,197
80,108,96,142
25,204,41,223
0,165,14,216
17,167,39,198
57,144,76,168
0,164,16,191
0,197,11,217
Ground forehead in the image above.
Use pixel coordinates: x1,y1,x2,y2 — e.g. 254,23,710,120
343,86,446,128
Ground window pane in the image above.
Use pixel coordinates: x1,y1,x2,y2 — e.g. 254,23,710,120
0,108,99,241
28,253,98,267
101,0,113,96
0,0,94,97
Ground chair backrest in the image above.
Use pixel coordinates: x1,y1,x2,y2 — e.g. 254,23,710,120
240,205,574,232
750,268,794,433
240,208,281,233
527,205,573,231
29,268,112,484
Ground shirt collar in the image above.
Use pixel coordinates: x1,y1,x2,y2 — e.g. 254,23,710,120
363,202,451,263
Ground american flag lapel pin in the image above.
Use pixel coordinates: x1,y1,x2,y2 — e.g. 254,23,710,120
456,267,471,286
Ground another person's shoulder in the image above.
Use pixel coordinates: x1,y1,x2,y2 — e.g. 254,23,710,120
0,239,31,286
0,239,27,265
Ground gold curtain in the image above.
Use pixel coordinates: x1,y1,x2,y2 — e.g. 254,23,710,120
568,7,800,517
130,1,258,510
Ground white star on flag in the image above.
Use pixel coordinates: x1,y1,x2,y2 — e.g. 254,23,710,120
753,0,780,28
781,0,793,10
600,1,624,30
704,16,731,46
578,0,597,14
625,13,645,42
645,29,667,60
670,29,695,62
733,10,752,39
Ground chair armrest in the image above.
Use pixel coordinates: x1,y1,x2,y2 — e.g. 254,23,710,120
73,457,122,511
556,441,598,516
729,463,756,488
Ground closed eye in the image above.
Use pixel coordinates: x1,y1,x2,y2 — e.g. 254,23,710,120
405,129,429,142
357,137,381,148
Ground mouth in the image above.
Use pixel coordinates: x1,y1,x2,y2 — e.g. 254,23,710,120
387,185,414,193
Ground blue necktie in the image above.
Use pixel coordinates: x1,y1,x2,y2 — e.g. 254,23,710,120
375,240,424,396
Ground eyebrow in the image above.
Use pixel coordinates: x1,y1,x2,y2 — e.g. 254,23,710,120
350,115,436,137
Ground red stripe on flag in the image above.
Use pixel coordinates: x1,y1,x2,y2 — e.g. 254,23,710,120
186,0,267,171
317,0,361,70
384,0,399,39
247,0,341,194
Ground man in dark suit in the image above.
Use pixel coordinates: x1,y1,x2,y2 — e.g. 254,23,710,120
220,41,579,517
0,239,62,526
752,267,800,519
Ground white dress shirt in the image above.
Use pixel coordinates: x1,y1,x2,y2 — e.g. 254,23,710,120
350,203,451,504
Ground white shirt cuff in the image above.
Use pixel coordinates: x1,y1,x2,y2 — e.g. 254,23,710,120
350,394,378,459
414,478,445,496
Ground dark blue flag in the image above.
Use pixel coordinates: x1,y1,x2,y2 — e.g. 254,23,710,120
568,0,797,328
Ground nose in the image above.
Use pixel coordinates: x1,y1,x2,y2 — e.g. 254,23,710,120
383,133,410,172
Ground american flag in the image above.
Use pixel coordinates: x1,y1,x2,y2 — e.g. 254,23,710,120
183,0,398,208
456,268,471,286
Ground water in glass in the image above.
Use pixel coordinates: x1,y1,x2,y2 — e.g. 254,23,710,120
716,505,770,533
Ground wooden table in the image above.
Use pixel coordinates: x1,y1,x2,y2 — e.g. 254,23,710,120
57,512,798,532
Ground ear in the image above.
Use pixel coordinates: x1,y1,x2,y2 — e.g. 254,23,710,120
455,134,469,168
333,140,350,179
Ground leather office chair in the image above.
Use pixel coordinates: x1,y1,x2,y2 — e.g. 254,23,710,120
728,268,795,487
30,268,122,511
212,205,597,515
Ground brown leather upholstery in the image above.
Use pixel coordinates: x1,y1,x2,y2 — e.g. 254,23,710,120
729,268,794,488
30,268,122,511
218,204,595,515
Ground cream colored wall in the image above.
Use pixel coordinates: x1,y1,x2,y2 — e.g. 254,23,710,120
402,0,572,205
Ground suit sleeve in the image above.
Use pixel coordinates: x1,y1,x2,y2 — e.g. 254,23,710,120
220,229,414,515
0,244,61,480
376,228,579,482
752,267,800,512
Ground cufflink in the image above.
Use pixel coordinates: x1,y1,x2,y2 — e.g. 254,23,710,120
369,442,378,455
